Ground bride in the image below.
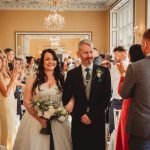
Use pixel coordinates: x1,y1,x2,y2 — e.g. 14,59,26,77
0,54,18,150
13,49,72,150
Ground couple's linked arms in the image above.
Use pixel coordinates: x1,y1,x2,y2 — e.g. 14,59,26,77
62,71,92,125
65,97,91,125
65,97,74,113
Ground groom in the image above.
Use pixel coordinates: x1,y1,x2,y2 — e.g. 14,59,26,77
62,39,111,150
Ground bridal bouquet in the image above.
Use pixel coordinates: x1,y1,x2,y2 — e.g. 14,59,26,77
32,95,68,135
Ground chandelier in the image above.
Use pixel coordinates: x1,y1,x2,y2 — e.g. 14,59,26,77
44,11,64,30
50,36,60,48
43,0,67,30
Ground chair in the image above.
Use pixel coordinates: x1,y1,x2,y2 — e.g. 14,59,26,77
107,108,121,150
114,108,121,130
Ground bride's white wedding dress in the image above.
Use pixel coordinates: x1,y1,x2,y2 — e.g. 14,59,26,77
13,84,72,150
0,78,17,150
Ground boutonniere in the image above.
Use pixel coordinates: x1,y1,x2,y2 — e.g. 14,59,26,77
96,68,103,78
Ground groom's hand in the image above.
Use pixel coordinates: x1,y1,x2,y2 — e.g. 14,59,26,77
81,114,91,125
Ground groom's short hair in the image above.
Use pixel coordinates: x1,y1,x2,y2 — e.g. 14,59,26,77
78,39,93,51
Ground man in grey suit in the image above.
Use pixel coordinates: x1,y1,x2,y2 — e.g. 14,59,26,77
120,28,150,150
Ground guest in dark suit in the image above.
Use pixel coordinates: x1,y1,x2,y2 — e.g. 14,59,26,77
120,28,150,150
62,39,111,150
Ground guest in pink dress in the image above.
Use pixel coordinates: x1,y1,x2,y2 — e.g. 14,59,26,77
116,44,145,150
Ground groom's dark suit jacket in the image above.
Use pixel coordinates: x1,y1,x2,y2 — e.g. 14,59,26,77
62,64,111,150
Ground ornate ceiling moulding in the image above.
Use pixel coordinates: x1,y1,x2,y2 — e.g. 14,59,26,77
0,0,118,11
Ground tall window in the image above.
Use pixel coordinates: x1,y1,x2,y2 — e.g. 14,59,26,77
110,0,133,53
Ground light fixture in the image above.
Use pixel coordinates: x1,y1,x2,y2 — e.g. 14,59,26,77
44,11,64,30
50,36,60,48
133,26,142,37
43,0,67,30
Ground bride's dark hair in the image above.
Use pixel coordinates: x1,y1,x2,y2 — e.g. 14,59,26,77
32,49,64,94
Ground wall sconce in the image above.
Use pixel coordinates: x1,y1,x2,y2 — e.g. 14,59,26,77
133,26,142,37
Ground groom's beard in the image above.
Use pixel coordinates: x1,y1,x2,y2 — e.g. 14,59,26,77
85,57,93,63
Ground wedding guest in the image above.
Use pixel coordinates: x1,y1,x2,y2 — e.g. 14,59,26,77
109,46,128,134
14,57,26,120
0,49,6,58
116,44,145,150
120,28,150,150
101,53,114,69
4,48,15,72
93,48,102,65
25,56,36,77
0,55,19,150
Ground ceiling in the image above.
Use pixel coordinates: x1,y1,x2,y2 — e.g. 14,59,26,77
0,0,118,11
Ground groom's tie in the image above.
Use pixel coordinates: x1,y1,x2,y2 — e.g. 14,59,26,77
85,68,91,81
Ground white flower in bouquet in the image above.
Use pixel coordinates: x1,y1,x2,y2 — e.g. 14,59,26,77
56,107,64,113
62,109,67,115
37,102,40,106
55,107,67,115
43,106,55,119
38,110,43,117
58,115,66,122
55,107,68,123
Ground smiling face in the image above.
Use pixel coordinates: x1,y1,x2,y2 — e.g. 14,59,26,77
7,51,14,62
31,58,35,65
43,52,57,71
15,60,21,67
77,43,94,67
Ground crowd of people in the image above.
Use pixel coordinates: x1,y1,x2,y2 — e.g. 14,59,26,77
0,28,150,150
0,48,38,149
